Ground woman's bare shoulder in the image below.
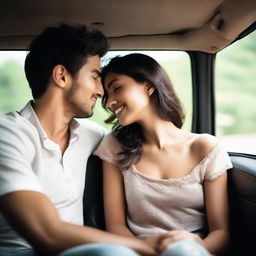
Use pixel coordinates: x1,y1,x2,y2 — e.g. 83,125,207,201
189,133,218,160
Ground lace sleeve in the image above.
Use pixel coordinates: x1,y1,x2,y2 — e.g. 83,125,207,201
204,143,233,181
93,133,121,164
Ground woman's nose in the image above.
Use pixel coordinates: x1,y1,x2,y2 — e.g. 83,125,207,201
107,98,117,111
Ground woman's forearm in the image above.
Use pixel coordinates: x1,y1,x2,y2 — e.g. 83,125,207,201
107,223,136,238
197,229,230,255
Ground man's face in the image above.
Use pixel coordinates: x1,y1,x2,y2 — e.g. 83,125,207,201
66,55,103,118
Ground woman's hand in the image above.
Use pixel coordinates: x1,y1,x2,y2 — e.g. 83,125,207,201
144,234,165,252
156,230,203,252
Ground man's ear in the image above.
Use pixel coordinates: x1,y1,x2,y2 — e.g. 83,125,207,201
52,65,71,88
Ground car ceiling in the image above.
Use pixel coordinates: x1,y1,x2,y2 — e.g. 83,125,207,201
0,0,255,52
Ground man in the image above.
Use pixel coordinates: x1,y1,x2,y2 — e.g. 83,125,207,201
0,24,156,256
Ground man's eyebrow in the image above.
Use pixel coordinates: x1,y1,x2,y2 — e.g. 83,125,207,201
107,79,118,89
91,69,101,77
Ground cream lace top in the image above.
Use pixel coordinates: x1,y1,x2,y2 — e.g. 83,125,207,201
94,133,233,238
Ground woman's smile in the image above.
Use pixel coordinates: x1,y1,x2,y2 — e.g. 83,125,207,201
114,105,125,118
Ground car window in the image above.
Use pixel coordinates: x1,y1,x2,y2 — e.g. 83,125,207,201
0,51,31,113
0,50,192,132
215,31,256,154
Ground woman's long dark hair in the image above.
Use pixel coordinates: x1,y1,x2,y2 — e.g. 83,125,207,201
101,53,185,170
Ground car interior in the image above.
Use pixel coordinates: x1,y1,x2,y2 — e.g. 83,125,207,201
0,0,256,255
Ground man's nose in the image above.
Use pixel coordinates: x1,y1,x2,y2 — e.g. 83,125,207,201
96,80,104,98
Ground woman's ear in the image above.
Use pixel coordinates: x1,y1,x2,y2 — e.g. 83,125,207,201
145,84,155,96
52,65,71,88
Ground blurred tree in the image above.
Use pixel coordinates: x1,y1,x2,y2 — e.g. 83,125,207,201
0,31,255,136
216,31,256,136
0,60,31,114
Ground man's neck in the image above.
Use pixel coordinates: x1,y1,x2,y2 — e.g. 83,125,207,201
33,97,72,153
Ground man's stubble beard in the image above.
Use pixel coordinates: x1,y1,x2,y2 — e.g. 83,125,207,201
69,100,94,118
66,87,94,118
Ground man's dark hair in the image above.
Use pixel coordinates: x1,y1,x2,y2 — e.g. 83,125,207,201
25,23,109,99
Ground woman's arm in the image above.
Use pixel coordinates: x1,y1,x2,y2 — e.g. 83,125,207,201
201,172,230,255
103,160,135,237
157,176,230,254
103,160,172,253
190,135,230,254
157,135,230,254
193,136,230,254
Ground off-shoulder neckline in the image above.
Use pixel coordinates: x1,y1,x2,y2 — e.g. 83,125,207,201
129,143,220,183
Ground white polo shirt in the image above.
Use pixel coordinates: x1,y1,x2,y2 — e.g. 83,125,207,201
0,101,107,253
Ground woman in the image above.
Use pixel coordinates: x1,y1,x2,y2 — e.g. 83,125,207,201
94,53,232,256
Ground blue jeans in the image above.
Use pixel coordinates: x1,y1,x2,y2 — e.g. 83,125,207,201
58,244,140,256
162,240,211,256
8,244,140,256
8,240,210,256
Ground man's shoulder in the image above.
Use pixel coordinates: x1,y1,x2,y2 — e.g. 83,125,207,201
75,119,110,151
0,111,37,140
0,111,24,128
76,119,109,137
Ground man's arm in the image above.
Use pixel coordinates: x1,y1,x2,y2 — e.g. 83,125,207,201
0,190,156,255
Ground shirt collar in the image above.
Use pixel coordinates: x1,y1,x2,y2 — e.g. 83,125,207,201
20,100,80,147
20,100,48,142
69,118,80,143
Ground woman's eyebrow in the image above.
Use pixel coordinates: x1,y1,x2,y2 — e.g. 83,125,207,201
107,79,118,89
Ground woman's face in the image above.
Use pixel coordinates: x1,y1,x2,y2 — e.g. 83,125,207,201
104,72,153,126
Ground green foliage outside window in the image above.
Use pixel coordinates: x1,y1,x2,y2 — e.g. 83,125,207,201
215,31,256,136
0,51,192,132
0,57,31,113
0,31,255,140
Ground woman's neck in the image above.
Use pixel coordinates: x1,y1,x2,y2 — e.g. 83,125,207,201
139,117,184,149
